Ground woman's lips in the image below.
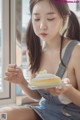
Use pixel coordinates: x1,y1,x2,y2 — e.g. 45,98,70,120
40,33,48,37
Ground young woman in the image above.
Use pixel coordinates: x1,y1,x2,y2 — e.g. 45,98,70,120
0,0,80,120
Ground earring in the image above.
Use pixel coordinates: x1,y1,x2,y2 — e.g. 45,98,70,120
59,25,66,36
59,17,69,36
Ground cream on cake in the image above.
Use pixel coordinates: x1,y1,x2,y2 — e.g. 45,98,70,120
30,70,61,87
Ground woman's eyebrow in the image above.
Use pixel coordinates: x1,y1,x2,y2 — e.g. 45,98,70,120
33,12,55,16
33,13,40,15
46,12,55,15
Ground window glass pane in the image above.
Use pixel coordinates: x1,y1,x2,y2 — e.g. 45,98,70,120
16,0,30,96
76,3,80,11
21,0,30,78
0,0,3,93
0,0,16,102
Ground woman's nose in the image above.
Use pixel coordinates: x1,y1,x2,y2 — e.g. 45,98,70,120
40,21,47,30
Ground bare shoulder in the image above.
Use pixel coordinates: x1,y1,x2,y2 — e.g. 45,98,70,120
71,42,80,59
71,42,80,90
67,41,80,71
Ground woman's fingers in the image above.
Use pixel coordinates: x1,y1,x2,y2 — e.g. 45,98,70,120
4,65,22,82
8,67,19,73
8,64,16,68
62,78,70,84
5,71,17,76
4,64,26,84
46,78,71,96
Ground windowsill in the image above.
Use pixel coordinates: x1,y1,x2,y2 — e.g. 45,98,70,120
0,95,38,108
0,103,17,108
16,95,38,106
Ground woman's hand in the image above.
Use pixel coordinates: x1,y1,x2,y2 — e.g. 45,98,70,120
4,64,25,85
45,78,72,96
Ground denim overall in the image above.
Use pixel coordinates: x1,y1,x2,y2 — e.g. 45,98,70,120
31,40,80,120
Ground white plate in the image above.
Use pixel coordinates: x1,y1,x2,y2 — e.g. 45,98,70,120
28,81,65,90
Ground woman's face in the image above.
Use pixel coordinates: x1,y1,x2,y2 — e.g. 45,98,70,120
32,0,64,42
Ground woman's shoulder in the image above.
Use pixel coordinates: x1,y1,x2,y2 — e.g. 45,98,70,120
71,40,80,56
65,38,80,52
70,40,80,63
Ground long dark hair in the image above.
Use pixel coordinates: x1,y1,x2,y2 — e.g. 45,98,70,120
26,0,80,73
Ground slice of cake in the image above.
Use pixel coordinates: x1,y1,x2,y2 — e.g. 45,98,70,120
30,70,61,87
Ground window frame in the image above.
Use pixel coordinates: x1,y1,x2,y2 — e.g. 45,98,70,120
0,0,16,105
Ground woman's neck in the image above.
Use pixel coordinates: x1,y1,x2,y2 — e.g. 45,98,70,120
43,36,61,51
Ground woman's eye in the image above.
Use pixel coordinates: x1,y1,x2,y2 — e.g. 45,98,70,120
47,18,55,21
34,18,40,21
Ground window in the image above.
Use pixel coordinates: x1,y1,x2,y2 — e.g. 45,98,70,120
16,0,30,96
76,3,80,11
76,3,80,18
0,0,16,105
0,0,30,105
68,3,80,18
0,0,2,93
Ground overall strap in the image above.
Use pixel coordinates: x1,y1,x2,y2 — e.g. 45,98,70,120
56,40,78,78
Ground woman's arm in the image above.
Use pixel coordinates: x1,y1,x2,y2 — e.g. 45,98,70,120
19,77,41,101
63,44,80,106
46,44,80,106
4,64,41,101
63,84,80,106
